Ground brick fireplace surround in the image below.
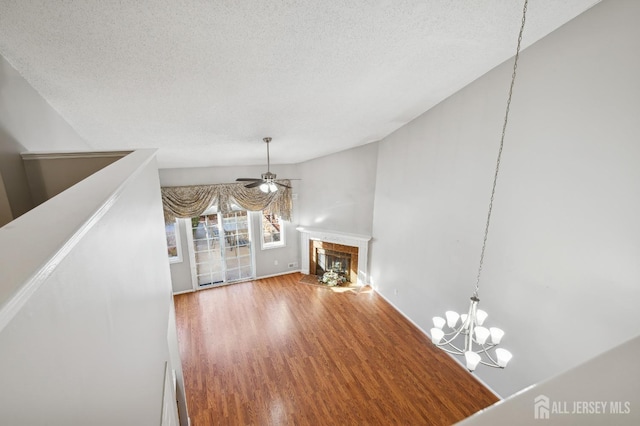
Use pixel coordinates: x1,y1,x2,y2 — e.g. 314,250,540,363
297,227,372,285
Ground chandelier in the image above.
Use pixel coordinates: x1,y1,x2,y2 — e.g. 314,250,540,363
430,0,530,371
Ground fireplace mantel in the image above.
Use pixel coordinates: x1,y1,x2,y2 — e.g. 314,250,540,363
297,226,372,285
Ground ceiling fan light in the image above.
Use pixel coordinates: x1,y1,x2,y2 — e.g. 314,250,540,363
259,183,269,193
269,183,278,192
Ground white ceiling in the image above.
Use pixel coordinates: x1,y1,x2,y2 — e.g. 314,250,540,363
0,1,599,169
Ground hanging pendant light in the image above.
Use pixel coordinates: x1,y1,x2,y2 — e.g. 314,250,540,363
430,0,530,371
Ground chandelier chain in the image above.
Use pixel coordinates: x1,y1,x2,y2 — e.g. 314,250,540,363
473,0,528,298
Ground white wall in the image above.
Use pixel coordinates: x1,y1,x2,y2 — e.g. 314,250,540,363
370,0,640,398
0,150,183,425
0,54,91,219
22,151,128,206
159,164,301,292
0,171,12,226
167,297,189,426
297,142,378,236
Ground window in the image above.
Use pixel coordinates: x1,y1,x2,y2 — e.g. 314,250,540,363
165,220,182,263
261,209,285,249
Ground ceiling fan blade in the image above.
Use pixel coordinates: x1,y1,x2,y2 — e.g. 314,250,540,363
245,181,264,189
236,178,261,182
275,181,292,189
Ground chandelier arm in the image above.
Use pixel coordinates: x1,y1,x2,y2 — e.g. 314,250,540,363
436,326,468,346
440,327,466,337
436,337,463,349
469,337,497,350
479,360,501,368
457,342,501,368
474,340,497,353
437,344,465,356
480,346,500,366
473,0,528,298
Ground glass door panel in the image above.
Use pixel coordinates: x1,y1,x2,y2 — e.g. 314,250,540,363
221,210,253,282
192,214,224,287
190,209,253,289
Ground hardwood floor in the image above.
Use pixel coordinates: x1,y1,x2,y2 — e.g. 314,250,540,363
174,273,498,425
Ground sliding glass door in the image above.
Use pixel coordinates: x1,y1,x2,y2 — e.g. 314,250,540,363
221,210,253,281
187,207,254,289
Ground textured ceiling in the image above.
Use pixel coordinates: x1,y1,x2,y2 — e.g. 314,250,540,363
0,0,599,168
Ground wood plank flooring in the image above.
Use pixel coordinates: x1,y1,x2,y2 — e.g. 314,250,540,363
174,273,498,425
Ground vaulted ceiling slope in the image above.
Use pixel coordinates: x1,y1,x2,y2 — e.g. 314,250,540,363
0,1,599,168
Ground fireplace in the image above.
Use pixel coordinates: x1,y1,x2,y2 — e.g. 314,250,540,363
310,240,358,283
298,227,372,285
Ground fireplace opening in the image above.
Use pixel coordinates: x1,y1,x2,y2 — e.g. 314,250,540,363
316,249,351,279
310,240,358,283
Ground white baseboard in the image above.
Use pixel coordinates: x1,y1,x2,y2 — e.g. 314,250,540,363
255,270,301,280
175,271,302,294
172,289,194,295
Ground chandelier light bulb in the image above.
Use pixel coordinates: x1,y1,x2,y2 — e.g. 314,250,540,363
460,314,468,325
432,316,446,330
474,326,490,345
495,348,513,368
476,309,488,325
445,311,459,328
465,351,481,371
430,328,444,345
490,327,504,344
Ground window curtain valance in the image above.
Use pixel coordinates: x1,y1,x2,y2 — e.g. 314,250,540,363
161,180,292,222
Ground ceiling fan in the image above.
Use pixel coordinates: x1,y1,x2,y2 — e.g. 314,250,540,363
236,137,293,193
